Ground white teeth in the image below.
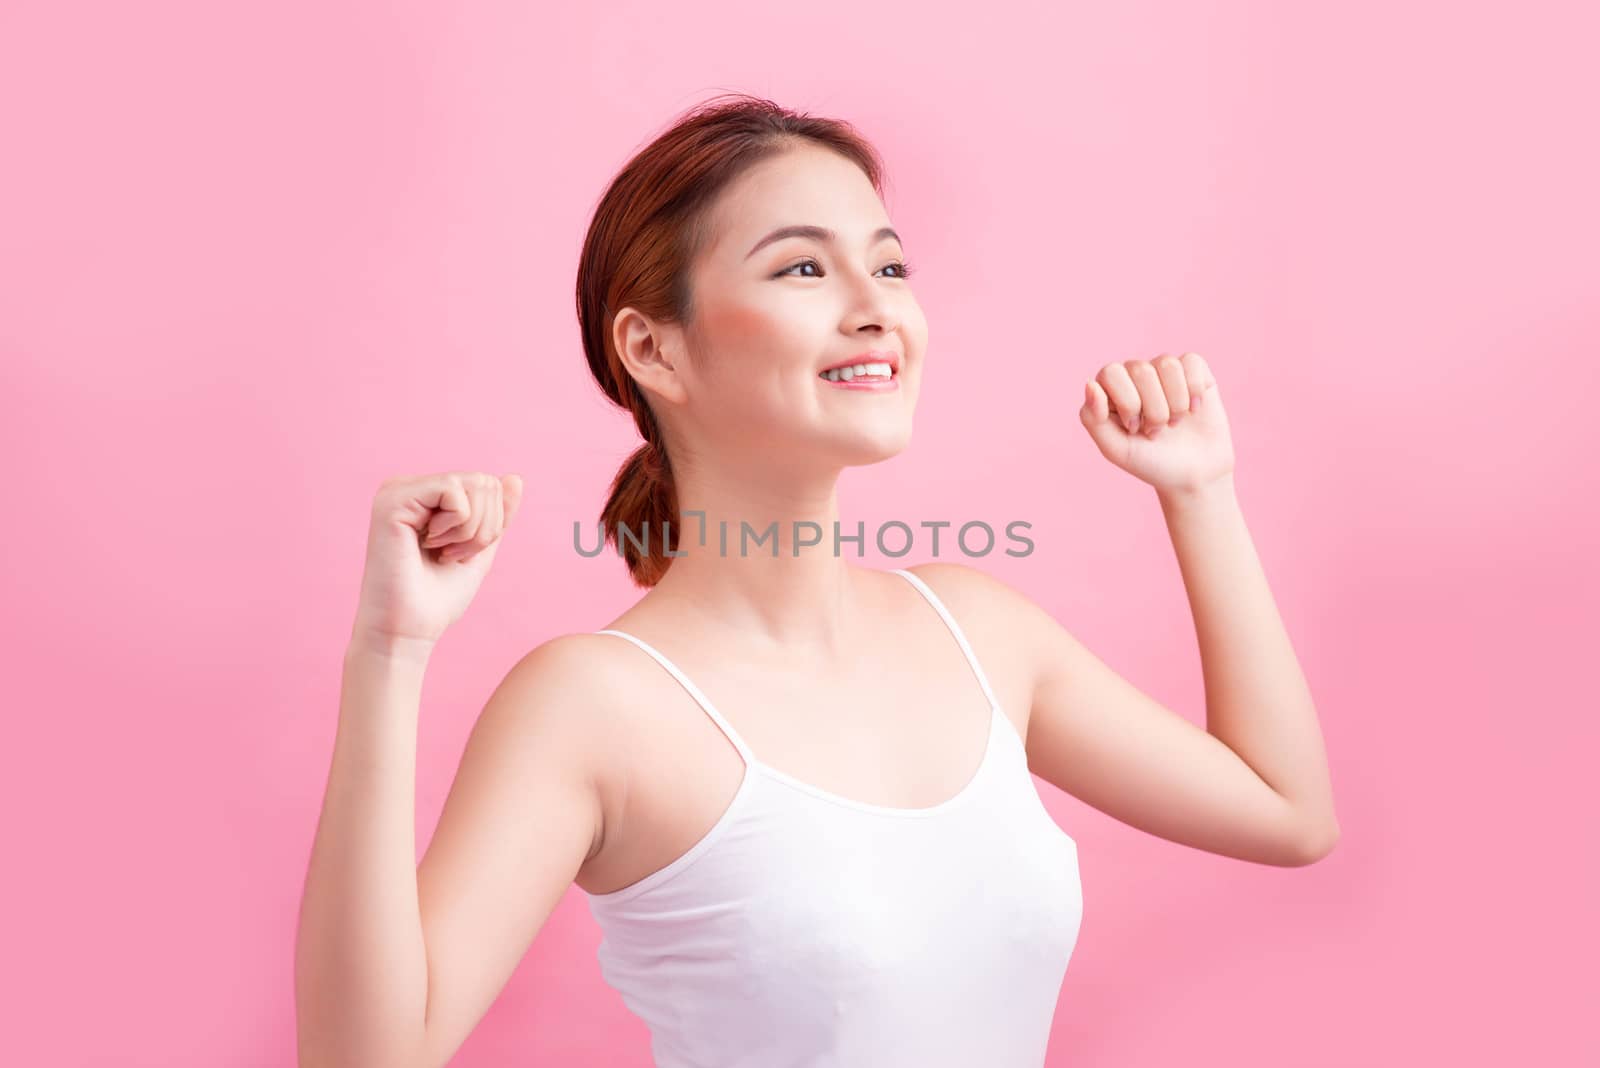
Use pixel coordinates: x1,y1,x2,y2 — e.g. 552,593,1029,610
820,361,894,381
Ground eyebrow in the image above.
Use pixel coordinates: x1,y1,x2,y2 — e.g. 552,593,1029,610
744,225,903,260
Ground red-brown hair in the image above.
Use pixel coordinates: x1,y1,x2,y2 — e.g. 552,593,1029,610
576,93,887,587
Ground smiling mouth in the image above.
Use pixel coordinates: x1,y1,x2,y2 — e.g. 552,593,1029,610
818,361,896,383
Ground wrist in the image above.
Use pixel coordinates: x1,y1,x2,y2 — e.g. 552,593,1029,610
1157,473,1237,512
346,627,436,667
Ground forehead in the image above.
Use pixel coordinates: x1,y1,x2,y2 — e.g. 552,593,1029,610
701,145,889,260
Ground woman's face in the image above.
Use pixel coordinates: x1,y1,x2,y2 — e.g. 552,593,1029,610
660,144,928,474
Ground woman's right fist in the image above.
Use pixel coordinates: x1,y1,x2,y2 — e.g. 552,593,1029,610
351,471,525,646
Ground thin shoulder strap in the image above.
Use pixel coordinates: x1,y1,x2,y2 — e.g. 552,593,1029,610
889,568,1002,712
591,628,756,767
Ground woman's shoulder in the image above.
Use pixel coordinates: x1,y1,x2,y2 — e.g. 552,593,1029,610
896,560,1057,684
900,559,1061,632
492,632,649,765
502,630,648,721
897,559,1030,621
488,631,650,830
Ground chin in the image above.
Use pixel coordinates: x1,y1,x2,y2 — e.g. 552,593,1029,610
836,425,912,466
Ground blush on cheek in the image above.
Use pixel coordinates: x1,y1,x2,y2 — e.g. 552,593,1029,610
701,300,813,375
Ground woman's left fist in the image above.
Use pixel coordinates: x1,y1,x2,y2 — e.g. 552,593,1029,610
1078,352,1236,495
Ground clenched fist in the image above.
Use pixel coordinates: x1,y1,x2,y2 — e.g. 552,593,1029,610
351,471,525,647
1079,352,1235,496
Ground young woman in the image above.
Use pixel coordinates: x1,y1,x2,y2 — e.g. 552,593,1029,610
296,94,1340,1068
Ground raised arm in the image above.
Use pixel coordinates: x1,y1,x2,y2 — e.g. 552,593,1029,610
295,471,615,1066
910,555,1339,868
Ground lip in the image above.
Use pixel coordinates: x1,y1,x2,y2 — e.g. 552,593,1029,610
817,349,901,376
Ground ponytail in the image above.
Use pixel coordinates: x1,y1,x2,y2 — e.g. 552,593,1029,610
599,435,679,588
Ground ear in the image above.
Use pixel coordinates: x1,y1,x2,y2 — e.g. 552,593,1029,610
612,307,689,406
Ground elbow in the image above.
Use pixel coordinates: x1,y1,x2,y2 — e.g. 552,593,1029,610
1289,820,1341,866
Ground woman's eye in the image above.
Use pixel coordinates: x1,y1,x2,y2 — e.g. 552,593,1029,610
777,259,824,278
775,258,916,280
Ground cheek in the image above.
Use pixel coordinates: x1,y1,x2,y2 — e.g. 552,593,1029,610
903,300,930,350
697,297,814,372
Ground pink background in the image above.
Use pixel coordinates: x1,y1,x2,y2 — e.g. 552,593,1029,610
4,1,1596,1064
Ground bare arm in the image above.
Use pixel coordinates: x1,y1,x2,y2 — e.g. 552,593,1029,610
911,518,1338,868
294,632,608,1068
413,637,611,1067
1155,476,1339,839
294,634,434,1067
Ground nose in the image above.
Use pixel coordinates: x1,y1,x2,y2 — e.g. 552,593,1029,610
839,271,900,336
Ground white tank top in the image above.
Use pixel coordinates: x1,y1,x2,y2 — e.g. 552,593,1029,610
584,567,1084,1068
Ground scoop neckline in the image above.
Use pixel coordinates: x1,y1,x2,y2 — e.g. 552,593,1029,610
748,700,1004,819
584,700,1010,905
